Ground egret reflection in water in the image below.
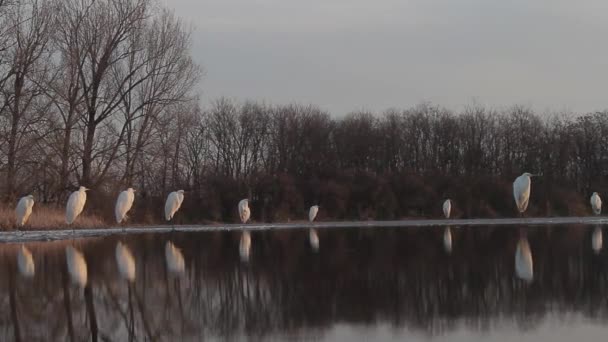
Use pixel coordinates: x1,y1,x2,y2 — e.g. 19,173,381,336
515,236,533,282
592,226,603,254
115,242,136,282
239,230,251,262
309,228,320,252
165,241,185,275
66,245,87,287
17,245,34,277
443,227,452,253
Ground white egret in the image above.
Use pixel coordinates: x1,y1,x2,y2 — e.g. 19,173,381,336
592,226,603,254
239,230,251,262
66,186,89,225
17,245,35,277
164,190,185,221
513,173,537,215
165,241,185,275
238,199,251,224
308,205,320,251
309,205,319,222
66,245,88,287
115,188,136,223
443,227,452,253
15,195,34,228
443,199,451,219
515,237,533,282
591,192,602,215
115,242,136,282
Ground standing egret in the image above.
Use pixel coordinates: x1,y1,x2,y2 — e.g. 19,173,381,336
592,226,603,254
443,227,452,253
515,237,533,282
443,199,451,219
164,190,185,221
513,173,537,215
238,199,251,224
309,205,319,222
239,230,251,262
591,192,602,215
66,186,89,225
308,205,320,251
66,246,88,287
115,242,136,282
115,188,136,224
15,195,34,228
165,241,185,275
17,245,35,277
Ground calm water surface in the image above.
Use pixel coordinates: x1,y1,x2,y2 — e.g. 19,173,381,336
1,225,607,341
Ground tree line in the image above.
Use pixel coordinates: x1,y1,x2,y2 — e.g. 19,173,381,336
1,0,607,225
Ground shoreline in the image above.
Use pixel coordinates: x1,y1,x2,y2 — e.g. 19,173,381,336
1,216,607,243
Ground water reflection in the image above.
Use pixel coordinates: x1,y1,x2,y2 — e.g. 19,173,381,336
309,228,320,252
443,227,452,254
66,245,87,287
1,226,608,341
165,241,185,275
239,230,251,262
17,245,34,277
115,242,136,282
515,237,533,282
592,226,602,254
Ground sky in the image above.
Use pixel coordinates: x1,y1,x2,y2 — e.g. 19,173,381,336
162,0,608,116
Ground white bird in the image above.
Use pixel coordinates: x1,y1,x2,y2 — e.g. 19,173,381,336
443,227,452,253
443,199,451,219
15,195,35,227
591,192,602,215
17,245,35,277
164,190,185,221
66,186,89,225
115,242,136,282
309,205,319,222
238,199,251,224
515,238,533,282
115,188,136,223
165,241,185,275
513,173,536,214
66,245,88,287
309,205,320,251
592,226,603,254
239,230,251,262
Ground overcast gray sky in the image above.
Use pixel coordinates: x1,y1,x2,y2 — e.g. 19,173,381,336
162,0,608,115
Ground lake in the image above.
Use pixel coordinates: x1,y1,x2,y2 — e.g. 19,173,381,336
0,225,607,341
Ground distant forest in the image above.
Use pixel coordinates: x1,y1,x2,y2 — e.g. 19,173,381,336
0,0,606,224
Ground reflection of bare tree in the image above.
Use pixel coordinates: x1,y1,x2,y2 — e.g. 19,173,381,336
2,227,608,340
84,284,98,341
7,261,21,342
61,266,75,342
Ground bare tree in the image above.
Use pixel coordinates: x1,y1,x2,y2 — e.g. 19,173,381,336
0,0,52,200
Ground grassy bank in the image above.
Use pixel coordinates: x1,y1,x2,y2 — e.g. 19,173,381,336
0,205,105,231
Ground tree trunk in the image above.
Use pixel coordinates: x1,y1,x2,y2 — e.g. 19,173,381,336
84,284,98,342
82,114,97,187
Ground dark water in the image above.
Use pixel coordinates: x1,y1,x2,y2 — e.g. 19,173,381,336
1,225,607,341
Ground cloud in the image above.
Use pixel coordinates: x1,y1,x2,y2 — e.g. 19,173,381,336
164,0,608,114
